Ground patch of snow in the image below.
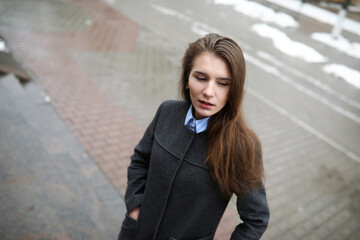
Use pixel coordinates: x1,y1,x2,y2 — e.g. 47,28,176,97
257,50,360,109
262,0,360,37
323,64,360,89
246,53,360,123
151,4,192,22
311,32,360,59
213,0,298,28
0,39,9,53
251,23,327,63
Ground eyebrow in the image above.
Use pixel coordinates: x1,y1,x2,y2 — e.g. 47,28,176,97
193,71,231,81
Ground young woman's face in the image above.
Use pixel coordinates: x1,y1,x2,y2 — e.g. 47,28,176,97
187,52,231,119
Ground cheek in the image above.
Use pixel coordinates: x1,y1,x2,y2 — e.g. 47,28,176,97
219,88,229,104
188,80,200,96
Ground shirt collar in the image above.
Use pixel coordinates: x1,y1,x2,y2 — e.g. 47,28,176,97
184,105,210,133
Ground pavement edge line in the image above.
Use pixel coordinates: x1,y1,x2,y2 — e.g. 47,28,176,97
247,87,360,164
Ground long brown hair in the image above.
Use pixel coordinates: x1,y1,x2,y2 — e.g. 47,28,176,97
179,33,264,198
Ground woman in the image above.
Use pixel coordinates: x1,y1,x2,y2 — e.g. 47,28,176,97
118,33,269,240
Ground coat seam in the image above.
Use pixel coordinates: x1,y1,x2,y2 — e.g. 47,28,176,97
155,133,209,169
152,133,196,240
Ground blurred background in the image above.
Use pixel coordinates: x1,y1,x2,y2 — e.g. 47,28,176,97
0,0,359,239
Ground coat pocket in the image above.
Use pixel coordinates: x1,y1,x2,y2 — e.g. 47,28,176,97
118,213,138,240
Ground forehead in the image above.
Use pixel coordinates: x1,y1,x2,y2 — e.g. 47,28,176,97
191,52,231,78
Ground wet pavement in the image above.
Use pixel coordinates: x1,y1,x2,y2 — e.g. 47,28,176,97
0,0,359,239
0,74,125,239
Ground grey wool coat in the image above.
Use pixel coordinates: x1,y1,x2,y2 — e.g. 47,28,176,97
118,100,269,240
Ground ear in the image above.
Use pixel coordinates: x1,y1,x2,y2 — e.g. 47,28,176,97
186,83,189,89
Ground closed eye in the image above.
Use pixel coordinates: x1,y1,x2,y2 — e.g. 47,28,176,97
195,76,207,81
218,81,229,86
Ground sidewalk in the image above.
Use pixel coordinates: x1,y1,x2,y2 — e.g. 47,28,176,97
0,74,126,239
0,0,359,239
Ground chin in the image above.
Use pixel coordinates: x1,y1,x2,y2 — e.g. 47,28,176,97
198,111,212,119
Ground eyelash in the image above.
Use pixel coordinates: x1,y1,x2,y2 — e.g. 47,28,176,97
196,76,206,81
195,76,229,86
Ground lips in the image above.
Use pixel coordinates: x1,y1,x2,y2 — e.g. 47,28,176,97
199,100,214,106
199,100,214,109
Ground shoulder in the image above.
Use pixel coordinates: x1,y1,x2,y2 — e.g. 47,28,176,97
153,100,190,128
158,100,190,114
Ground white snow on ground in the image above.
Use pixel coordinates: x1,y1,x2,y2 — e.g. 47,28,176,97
323,64,360,89
0,39,9,53
257,50,360,109
252,23,327,63
152,3,360,92
311,32,360,59
213,0,299,28
246,53,360,123
151,4,251,49
263,0,360,37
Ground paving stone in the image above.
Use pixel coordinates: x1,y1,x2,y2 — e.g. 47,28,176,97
0,76,126,239
1,0,360,239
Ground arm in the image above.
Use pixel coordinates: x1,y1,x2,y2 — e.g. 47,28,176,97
124,104,163,214
230,184,270,240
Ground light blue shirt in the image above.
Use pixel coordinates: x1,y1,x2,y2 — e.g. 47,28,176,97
184,105,210,133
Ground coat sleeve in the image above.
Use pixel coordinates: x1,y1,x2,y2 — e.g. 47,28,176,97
124,103,163,213
230,183,270,240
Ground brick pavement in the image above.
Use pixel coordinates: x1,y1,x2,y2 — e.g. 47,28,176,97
0,74,126,239
0,0,240,237
243,92,360,240
1,0,359,239
1,0,141,197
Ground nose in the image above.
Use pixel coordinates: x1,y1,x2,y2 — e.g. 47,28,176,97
203,81,215,98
